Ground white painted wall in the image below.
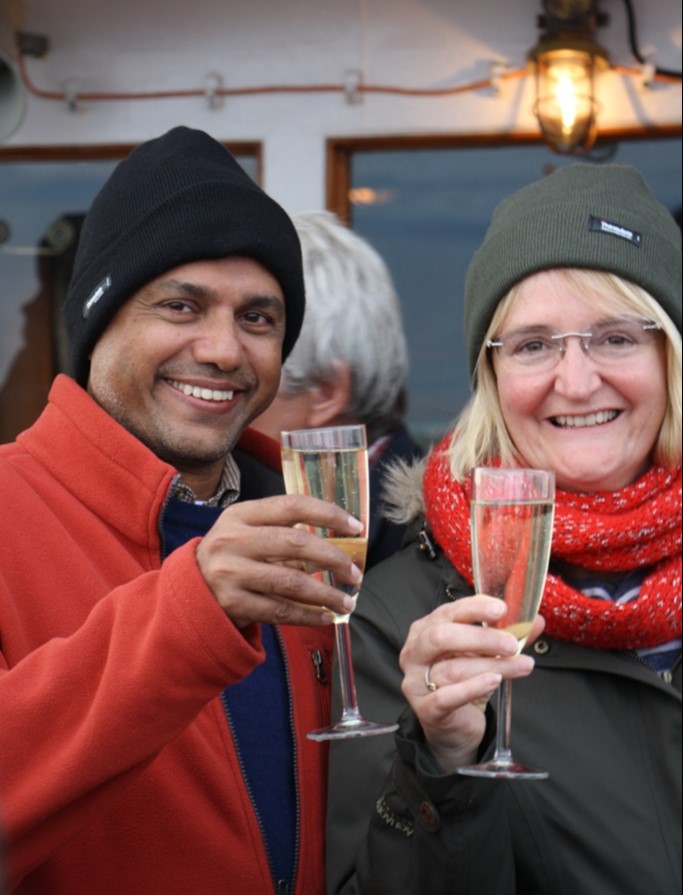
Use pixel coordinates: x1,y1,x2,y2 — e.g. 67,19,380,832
3,0,681,210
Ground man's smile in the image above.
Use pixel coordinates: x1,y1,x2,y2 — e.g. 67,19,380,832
166,378,235,402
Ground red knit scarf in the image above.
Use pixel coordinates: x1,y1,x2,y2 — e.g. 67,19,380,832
423,436,682,650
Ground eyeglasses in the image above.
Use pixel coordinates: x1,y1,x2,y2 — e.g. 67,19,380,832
487,318,663,371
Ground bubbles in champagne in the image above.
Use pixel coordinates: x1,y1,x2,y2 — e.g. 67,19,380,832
471,499,554,644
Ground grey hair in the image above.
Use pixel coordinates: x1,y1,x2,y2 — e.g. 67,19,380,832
281,211,409,433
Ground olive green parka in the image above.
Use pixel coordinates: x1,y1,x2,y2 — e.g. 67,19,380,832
327,514,682,895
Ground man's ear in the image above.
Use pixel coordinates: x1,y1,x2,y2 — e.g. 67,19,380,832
307,360,352,428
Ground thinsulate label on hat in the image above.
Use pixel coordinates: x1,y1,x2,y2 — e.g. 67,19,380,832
83,276,113,318
588,215,642,247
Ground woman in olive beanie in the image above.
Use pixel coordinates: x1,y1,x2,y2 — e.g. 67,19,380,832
326,163,682,895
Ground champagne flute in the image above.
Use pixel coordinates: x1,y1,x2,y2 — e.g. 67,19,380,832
458,467,555,779
280,424,398,741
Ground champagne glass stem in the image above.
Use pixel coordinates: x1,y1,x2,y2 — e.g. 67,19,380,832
334,620,363,725
459,675,547,779
307,616,397,740
492,680,514,766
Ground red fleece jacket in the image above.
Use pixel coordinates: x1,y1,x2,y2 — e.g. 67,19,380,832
0,375,332,895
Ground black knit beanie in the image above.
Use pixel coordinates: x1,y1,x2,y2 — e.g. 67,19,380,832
464,163,682,378
64,126,305,386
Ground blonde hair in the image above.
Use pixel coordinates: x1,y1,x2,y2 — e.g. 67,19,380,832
445,269,682,481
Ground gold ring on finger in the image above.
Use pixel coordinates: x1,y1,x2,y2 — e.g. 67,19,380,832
424,664,438,692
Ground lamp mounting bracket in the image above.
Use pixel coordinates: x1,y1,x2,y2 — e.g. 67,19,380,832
537,0,608,36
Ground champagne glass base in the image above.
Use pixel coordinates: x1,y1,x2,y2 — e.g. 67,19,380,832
457,761,548,780
307,720,398,742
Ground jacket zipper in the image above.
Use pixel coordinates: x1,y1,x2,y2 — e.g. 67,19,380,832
311,649,328,684
276,625,300,895
220,626,299,895
158,473,182,559
221,691,284,893
626,648,679,684
160,482,301,893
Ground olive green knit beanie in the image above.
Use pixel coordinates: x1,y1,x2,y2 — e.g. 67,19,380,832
464,163,682,378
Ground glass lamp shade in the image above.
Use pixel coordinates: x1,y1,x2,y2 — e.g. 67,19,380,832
529,42,608,155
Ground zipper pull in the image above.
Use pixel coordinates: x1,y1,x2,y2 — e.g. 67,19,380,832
311,649,328,684
275,881,289,895
417,524,437,560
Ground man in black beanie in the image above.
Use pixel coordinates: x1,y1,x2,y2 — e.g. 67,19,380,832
0,127,362,895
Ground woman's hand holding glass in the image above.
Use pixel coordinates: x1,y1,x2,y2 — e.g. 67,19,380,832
399,596,543,774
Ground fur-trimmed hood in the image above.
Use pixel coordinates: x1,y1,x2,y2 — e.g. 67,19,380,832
381,456,427,526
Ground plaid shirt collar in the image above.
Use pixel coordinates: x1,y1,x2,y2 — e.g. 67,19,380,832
170,453,241,508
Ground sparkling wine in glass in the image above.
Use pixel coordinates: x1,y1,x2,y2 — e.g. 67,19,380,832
458,467,555,779
280,424,398,741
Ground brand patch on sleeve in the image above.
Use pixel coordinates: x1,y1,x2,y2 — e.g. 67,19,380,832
588,215,642,247
82,276,112,318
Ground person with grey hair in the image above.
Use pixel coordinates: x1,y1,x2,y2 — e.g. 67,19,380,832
249,210,422,569
326,164,681,894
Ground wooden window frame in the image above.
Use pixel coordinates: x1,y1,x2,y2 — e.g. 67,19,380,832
326,125,682,222
0,140,262,176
